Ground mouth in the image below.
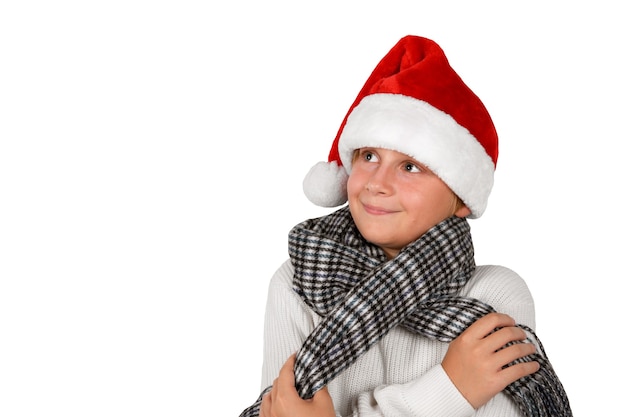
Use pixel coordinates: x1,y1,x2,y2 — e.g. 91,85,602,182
362,203,396,215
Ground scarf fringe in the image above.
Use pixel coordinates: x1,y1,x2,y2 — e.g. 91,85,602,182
503,325,572,417
239,208,572,417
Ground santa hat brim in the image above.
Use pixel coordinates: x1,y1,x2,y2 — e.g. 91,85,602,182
337,93,494,218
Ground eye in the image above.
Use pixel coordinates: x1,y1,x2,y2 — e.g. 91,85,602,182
361,150,378,162
403,162,421,173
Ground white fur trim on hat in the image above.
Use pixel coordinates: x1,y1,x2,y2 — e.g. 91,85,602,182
338,93,495,218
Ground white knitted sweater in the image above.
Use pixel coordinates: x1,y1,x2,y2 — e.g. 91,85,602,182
260,260,536,417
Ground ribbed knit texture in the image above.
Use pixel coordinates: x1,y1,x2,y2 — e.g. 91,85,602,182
258,263,535,416
240,207,571,417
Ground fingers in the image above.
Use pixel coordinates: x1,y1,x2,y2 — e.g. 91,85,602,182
312,386,334,409
467,312,516,339
493,336,536,365
474,314,539,371
485,326,531,355
282,353,296,369
456,313,523,358
265,353,298,416
263,354,336,417
278,354,297,387
499,358,541,382
260,390,271,417
442,313,541,408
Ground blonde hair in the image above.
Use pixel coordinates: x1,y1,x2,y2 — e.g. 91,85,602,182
451,194,465,217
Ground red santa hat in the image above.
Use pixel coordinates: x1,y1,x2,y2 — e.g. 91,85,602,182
303,35,498,218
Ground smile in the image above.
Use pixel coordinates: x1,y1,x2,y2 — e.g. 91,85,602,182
362,203,396,215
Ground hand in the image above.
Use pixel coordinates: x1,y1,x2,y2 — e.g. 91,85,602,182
441,312,540,409
260,353,335,417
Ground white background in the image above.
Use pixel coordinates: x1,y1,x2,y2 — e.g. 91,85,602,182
1,1,623,416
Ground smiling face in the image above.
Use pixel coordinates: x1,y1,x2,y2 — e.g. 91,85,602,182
347,147,470,259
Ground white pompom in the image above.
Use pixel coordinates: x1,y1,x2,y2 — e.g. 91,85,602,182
302,161,348,207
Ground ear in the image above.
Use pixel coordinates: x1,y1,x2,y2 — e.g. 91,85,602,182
454,204,471,218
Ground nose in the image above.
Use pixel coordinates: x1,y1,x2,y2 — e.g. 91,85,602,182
366,165,393,195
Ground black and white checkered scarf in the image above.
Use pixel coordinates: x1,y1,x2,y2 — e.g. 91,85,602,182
240,206,571,417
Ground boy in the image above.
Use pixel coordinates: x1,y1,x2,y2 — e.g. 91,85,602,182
241,35,571,417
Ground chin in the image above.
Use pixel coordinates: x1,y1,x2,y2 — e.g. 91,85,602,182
359,231,394,248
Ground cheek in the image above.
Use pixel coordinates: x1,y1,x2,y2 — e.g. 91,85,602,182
346,172,364,198
398,185,452,217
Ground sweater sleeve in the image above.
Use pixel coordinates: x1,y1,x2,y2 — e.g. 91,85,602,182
347,265,536,417
260,260,316,390
351,365,525,417
460,265,536,329
260,262,534,417
353,365,476,417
